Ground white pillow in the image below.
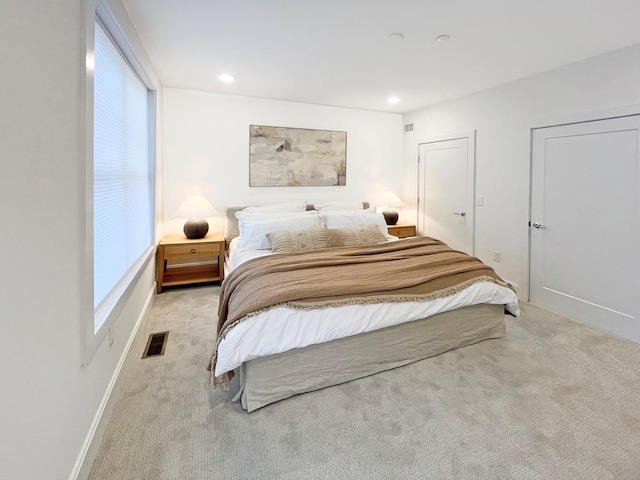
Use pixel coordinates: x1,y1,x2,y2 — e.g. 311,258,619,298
319,207,376,215
241,201,307,213
314,201,363,211
238,215,326,250
321,212,392,239
235,210,317,222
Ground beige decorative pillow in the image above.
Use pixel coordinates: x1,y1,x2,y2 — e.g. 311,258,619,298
326,224,388,247
267,228,330,254
267,224,388,254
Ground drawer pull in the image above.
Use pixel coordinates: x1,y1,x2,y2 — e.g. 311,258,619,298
190,248,196,254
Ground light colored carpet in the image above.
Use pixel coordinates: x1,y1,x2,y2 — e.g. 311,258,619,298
88,285,640,480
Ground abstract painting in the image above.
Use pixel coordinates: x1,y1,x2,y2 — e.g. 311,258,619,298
249,125,347,186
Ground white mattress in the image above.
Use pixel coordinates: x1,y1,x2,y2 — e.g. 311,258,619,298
216,240,520,377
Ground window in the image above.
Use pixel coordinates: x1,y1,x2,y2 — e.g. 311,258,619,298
93,19,154,333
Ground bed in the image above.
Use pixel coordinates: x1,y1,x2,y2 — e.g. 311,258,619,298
210,201,520,412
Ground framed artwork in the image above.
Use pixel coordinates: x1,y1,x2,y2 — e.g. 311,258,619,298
249,125,347,186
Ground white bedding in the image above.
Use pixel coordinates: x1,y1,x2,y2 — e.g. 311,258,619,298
216,240,520,377
226,234,399,271
227,237,271,270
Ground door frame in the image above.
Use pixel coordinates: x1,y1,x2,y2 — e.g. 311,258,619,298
417,130,476,254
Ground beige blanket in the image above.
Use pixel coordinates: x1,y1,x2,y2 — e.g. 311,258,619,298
210,237,514,382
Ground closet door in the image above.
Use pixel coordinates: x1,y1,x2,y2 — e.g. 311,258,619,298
418,132,475,254
530,115,640,342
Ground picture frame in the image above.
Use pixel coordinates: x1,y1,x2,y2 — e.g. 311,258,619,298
249,125,347,187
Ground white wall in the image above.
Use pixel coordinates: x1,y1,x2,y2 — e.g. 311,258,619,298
162,89,404,235
0,2,161,479
402,43,640,297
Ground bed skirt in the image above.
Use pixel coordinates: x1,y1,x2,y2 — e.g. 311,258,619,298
232,303,505,412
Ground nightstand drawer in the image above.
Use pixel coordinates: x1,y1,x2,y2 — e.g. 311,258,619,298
164,243,220,257
387,224,417,238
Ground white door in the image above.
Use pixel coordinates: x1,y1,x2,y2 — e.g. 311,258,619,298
530,115,640,342
418,133,475,254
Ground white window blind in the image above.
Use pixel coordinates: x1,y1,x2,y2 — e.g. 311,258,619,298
93,20,153,332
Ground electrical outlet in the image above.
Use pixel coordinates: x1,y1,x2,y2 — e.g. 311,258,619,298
492,251,501,262
109,326,115,347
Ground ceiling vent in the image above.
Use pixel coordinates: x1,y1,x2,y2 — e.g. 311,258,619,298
404,123,414,133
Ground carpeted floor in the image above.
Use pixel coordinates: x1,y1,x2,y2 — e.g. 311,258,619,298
88,285,640,480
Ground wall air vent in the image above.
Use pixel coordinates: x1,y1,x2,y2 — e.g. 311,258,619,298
404,123,414,133
142,331,169,358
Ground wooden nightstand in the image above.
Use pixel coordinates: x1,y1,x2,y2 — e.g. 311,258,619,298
387,222,417,239
155,234,225,293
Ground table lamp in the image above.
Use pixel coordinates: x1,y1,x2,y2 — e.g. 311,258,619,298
173,195,220,239
375,190,405,225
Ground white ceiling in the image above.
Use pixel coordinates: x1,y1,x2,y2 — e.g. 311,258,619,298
122,0,640,113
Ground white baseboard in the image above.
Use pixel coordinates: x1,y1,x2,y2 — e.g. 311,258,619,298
69,284,156,480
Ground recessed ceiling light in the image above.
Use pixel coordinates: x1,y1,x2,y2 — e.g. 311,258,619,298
388,96,400,104
436,34,450,43
389,32,405,42
219,74,235,84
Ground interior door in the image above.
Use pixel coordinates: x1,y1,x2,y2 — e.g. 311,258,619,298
418,134,475,254
530,115,640,342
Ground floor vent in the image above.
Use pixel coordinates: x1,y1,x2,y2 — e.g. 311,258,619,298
142,331,169,359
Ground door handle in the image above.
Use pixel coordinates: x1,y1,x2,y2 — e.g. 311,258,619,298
453,212,466,217
531,222,542,228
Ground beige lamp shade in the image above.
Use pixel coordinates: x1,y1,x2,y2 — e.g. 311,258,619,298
173,195,220,239
375,190,405,225
375,190,405,208
173,195,220,219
